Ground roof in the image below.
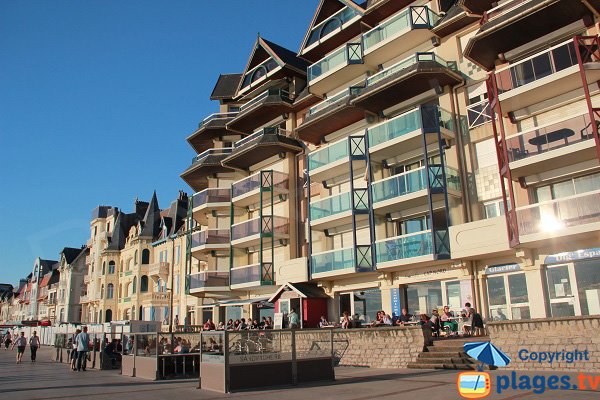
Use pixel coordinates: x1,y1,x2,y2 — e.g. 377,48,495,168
139,191,161,239
61,247,84,264
261,38,309,72
39,259,58,275
210,73,243,100
268,282,329,303
39,273,52,288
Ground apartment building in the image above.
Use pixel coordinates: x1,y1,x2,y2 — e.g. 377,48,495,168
56,247,88,323
179,0,600,327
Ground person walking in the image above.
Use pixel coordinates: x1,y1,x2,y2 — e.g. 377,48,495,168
75,326,90,371
288,308,300,329
29,331,40,362
13,332,27,364
70,329,81,371
4,331,12,350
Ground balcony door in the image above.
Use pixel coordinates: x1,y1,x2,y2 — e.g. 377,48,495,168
546,264,580,317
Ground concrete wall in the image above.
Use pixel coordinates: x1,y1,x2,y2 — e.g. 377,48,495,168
488,316,600,373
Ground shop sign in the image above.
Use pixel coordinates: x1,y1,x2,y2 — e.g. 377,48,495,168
484,264,521,275
390,288,401,317
544,247,600,264
229,351,292,365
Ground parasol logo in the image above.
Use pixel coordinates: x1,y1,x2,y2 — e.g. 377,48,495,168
456,341,511,399
457,371,491,399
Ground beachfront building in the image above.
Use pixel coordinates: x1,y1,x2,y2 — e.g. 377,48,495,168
56,247,88,323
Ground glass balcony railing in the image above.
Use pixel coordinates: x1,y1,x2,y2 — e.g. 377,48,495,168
308,43,363,82
190,229,230,248
311,247,356,275
231,216,289,241
191,147,233,164
506,113,595,162
198,112,238,128
191,188,231,208
371,165,460,203
230,263,265,286
309,191,354,221
188,271,230,290
364,52,456,88
516,190,600,236
308,139,349,171
484,0,532,23
239,89,290,113
375,230,435,263
362,6,439,53
308,87,357,115
231,170,289,199
306,6,361,48
495,40,578,95
366,107,456,148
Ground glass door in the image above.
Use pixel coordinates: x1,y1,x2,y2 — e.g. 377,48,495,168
442,280,461,313
546,264,580,317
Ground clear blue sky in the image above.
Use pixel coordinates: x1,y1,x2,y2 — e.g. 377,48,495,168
0,0,316,286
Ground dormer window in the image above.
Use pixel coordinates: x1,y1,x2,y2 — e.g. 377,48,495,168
240,58,279,90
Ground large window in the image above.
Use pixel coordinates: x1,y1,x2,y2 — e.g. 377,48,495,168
546,261,600,317
106,284,114,299
142,249,150,265
339,289,382,324
140,276,149,293
486,272,530,320
534,172,600,202
108,261,115,274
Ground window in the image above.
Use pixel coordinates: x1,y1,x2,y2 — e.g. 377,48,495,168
132,278,137,294
102,261,106,275
339,289,382,324
534,172,600,202
486,272,530,320
397,216,429,236
140,276,149,292
100,284,105,299
142,249,150,264
107,222,110,232
320,18,341,38
175,275,180,295
108,261,115,274
134,250,138,265
175,246,180,265
483,199,505,219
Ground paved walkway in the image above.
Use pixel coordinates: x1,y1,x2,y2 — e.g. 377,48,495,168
0,346,597,399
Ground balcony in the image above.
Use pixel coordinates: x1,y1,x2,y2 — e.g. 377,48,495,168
190,229,230,257
230,216,289,248
231,170,289,208
309,190,369,231
362,0,414,26
188,271,230,296
226,89,293,134
431,5,481,38
308,135,367,183
506,113,598,179
230,263,274,289
222,127,303,170
367,106,456,163
296,87,365,144
375,229,450,269
301,3,363,61
516,190,600,244
307,43,369,97
465,0,600,70
371,165,461,216
310,246,374,279
149,262,169,282
191,188,231,225
494,40,600,114
180,148,234,192
151,292,170,305
187,112,238,154
352,53,463,113
362,6,439,67
120,297,131,304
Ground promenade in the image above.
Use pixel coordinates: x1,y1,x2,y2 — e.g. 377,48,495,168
0,346,598,399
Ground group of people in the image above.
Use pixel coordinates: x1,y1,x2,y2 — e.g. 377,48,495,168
201,316,276,331
68,326,91,371
2,330,40,364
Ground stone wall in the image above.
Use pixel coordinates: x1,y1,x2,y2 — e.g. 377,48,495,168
488,316,600,373
294,326,426,369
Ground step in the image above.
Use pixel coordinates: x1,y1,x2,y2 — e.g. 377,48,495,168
407,362,477,370
418,351,468,358
426,345,465,353
415,356,473,365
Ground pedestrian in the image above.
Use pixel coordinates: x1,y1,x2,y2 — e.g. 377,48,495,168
29,331,40,362
288,308,300,329
70,329,81,371
4,331,11,350
75,326,90,371
13,332,27,364
174,314,179,327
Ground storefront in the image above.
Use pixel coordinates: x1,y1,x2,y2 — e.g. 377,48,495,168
484,264,530,321
338,288,382,325
544,248,600,317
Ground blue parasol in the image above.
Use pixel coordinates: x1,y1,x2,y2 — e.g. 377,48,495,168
464,341,511,367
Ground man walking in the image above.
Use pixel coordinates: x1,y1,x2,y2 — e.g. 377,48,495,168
29,331,40,362
13,332,27,364
75,326,90,371
288,308,300,329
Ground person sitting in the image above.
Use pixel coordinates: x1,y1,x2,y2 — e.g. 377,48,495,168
233,320,240,330
226,319,234,330
382,313,393,326
216,321,225,330
463,302,485,336
341,311,350,329
203,318,215,331
370,311,384,327
395,308,413,325
266,316,273,329
319,316,330,328
250,319,259,330
440,305,458,334
103,339,122,368
238,318,248,330
430,309,441,336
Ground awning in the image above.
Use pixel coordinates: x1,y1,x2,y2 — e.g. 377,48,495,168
218,296,271,307
268,282,330,303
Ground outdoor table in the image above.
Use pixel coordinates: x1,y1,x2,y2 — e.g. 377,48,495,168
528,128,574,146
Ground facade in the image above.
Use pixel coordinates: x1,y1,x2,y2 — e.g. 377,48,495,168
56,247,88,323
180,0,600,327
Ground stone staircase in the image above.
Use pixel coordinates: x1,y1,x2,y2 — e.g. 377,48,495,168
407,336,490,370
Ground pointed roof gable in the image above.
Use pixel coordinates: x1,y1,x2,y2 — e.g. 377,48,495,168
139,191,161,239
107,210,126,251
61,247,84,265
210,73,244,100
298,0,365,58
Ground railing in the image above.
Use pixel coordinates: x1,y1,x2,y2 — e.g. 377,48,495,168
152,292,171,302
364,52,456,88
149,262,170,277
375,230,435,263
311,247,355,275
310,192,351,221
483,0,533,24
308,138,349,171
231,216,289,241
467,100,492,129
198,112,238,127
371,165,460,204
362,6,439,52
188,271,230,290
516,190,600,236
232,170,289,198
306,5,360,48
191,188,231,208
190,229,230,248
239,89,290,113
495,40,578,95
230,263,262,285
506,113,595,162
121,297,131,303
308,43,363,82
191,147,233,164
240,58,280,90
308,87,361,116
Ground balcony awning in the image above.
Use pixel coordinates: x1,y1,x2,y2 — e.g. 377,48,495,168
180,152,234,192
431,5,479,38
218,296,272,307
222,132,303,170
362,0,413,26
186,115,237,154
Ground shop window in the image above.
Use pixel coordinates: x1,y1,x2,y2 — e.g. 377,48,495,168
487,272,530,320
339,289,382,324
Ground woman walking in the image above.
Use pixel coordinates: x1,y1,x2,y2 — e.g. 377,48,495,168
3,331,11,350
13,332,27,364
29,331,40,362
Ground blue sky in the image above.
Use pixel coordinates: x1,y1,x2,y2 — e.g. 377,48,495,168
0,0,316,286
